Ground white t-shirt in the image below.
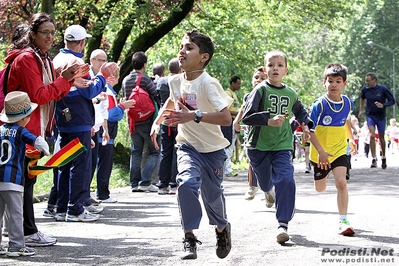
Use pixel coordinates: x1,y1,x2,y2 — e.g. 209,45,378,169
169,72,233,153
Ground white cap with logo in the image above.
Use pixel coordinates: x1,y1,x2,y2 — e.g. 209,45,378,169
64,25,92,41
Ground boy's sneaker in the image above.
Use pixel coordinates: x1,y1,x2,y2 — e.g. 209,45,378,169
244,186,259,200
169,186,177,195
66,210,100,222
264,187,275,208
215,222,231,259
25,231,57,247
6,246,35,257
43,208,56,217
339,219,355,236
138,184,158,192
0,245,6,255
131,186,139,192
181,232,202,260
101,197,118,203
370,159,377,168
276,227,289,244
84,204,104,214
158,187,169,195
381,158,387,169
54,212,66,222
225,171,238,177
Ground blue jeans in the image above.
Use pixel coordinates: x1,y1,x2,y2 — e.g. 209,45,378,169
129,122,160,187
156,124,178,188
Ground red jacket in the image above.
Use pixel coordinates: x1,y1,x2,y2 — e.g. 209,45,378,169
5,48,73,136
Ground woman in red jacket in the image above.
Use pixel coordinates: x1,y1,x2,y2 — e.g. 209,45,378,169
4,13,88,247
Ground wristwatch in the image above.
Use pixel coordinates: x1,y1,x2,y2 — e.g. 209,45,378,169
194,109,203,123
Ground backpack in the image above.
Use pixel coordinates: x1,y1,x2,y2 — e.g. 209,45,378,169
127,74,156,133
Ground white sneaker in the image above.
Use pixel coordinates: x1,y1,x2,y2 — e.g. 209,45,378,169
169,186,177,195
24,231,57,247
138,184,158,192
66,210,100,222
276,227,289,244
101,197,118,203
54,212,66,222
264,187,275,208
84,204,104,214
244,186,259,200
0,245,7,255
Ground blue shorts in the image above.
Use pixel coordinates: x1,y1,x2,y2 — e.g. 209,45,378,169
367,116,386,134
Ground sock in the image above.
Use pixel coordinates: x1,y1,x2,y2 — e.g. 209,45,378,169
382,156,386,159
339,214,347,221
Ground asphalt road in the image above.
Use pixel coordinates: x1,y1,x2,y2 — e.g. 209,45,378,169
1,153,399,266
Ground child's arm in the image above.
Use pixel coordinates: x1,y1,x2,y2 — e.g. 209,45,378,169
165,101,231,127
345,120,357,155
241,88,273,126
150,97,175,150
292,99,314,129
34,136,50,156
233,106,244,132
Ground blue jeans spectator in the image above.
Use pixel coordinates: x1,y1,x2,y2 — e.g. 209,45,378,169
129,121,160,188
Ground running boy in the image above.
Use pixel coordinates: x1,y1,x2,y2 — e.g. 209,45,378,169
0,92,50,256
242,50,313,244
309,63,356,236
150,30,233,260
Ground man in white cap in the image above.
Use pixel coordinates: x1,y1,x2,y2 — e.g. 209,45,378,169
0,91,50,256
52,25,117,222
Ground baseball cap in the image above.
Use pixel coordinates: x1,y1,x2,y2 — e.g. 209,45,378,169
64,25,92,41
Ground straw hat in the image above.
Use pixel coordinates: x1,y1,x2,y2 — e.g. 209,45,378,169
0,91,38,123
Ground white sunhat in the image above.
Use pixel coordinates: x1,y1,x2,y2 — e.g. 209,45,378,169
0,91,38,123
64,25,92,41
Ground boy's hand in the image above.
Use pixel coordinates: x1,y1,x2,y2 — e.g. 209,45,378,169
301,123,311,142
268,115,285,127
150,123,160,150
163,102,191,127
120,97,135,109
317,150,333,170
349,140,357,155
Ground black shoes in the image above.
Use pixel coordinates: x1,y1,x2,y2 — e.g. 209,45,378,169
215,222,232,259
382,158,387,169
181,232,202,260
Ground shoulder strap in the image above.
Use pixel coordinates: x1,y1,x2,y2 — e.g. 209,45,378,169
3,63,12,96
136,74,143,87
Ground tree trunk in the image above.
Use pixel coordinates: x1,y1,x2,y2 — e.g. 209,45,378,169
116,0,195,93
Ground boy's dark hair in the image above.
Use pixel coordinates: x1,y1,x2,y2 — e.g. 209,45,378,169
152,63,165,76
323,63,348,81
132,51,147,70
185,29,214,67
168,58,180,74
229,75,241,84
366,72,377,81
